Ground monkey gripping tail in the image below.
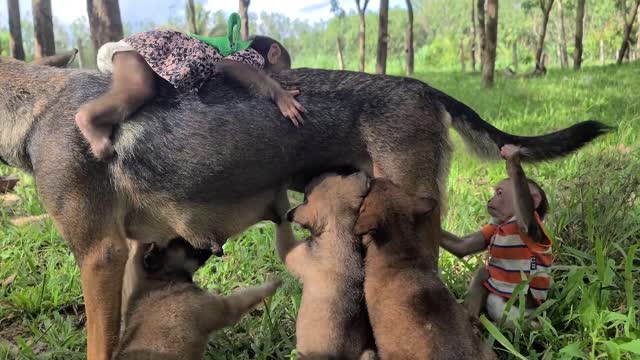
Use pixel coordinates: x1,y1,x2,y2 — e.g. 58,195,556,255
434,91,612,162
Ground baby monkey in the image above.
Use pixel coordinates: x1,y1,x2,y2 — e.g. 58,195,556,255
440,145,553,324
114,239,280,360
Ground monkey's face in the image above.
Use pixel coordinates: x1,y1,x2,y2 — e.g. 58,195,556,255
487,179,543,223
487,179,516,222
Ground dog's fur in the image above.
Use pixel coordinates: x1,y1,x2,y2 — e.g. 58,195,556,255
276,172,374,359
114,238,280,360
354,179,496,360
0,56,609,357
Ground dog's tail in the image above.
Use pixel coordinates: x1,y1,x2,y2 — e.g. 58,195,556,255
433,90,612,162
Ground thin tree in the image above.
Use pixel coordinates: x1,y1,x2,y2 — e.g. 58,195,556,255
355,0,370,72
558,0,568,68
459,37,466,72
534,0,555,72
477,0,486,71
331,1,346,70
470,0,477,71
187,0,198,34
617,0,640,64
336,37,345,70
574,0,585,70
87,0,124,53
405,0,414,75
7,0,25,60
376,0,389,74
32,0,55,58
239,0,250,41
482,0,498,87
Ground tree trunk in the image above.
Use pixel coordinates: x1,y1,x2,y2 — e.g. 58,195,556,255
460,37,466,72
376,0,389,74
470,0,477,71
574,0,585,70
477,0,486,71
32,0,55,58
482,0,498,87
356,0,370,72
558,0,569,68
239,0,250,41
535,0,555,71
7,0,25,60
512,41,518,70
636,29,640,60
336,37,345,70
187,0,198,34
617,0,640,65
87,0,124,54
405,0,414,76
77,38,85,68
600,39,605,65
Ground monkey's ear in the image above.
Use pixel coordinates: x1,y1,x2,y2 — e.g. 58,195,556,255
414,197,438,217
531,191,542,210
267,43,282,65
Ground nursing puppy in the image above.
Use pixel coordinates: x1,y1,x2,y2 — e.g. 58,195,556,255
276,172,375,359
114,239,280,360
354,179,496,360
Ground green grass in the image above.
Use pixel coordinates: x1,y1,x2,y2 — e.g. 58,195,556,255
1,62,638,359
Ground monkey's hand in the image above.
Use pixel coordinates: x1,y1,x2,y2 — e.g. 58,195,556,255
500,144,522,161
273,88,306,127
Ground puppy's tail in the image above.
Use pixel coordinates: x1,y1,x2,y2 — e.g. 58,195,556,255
221,279,281,327
433,90,612,162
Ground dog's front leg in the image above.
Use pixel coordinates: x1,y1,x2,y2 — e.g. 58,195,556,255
77,229,128,360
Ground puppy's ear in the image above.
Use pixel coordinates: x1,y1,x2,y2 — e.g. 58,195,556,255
142,243,164,272
287,204,313,230
415,197,438,217
353,204,379,236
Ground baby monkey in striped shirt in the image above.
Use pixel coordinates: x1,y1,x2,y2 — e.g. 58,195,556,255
441,144,553,325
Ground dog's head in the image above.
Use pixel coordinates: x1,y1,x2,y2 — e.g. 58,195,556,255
353,178,439,242
287,172,370,235
142,238,211,282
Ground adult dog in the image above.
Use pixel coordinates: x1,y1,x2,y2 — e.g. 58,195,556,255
0,57,609,358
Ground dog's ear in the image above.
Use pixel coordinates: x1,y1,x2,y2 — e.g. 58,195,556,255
414,197,438,217
142,243,165,272
353,203,379,236
32,49,78,68
287,203,314,230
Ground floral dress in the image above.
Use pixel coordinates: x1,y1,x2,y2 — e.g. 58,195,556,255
124,30,265,92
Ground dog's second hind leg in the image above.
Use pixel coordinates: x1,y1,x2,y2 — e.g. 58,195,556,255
43,193,128,360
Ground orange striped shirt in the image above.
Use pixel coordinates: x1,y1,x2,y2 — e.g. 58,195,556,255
482,213,553,303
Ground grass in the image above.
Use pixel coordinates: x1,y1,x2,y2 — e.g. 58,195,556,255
1,61,638,359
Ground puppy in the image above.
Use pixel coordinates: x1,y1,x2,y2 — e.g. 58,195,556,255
354,179,496,360
114,238,280,360
275,172,375,359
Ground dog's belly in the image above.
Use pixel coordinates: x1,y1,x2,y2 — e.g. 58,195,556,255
123,186,284,249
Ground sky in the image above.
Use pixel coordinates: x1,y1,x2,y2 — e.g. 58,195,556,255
0,0,407,28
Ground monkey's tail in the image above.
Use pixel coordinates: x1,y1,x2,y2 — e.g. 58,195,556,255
433,90,612,162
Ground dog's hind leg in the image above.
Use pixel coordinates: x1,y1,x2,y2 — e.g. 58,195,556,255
44,196,128,360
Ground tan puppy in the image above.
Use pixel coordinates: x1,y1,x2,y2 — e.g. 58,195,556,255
354,179,496,360
275,172,375,359
114,239,280,360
